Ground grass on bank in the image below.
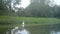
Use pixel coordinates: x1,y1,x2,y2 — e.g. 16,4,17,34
0,16,60,25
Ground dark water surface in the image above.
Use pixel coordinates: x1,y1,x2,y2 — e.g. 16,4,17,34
25,24,60,34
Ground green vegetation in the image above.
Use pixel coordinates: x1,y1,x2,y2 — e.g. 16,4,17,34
0,16,60,25
0,0,60,18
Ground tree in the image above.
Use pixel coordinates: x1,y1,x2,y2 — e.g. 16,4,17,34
0,0,21,16
0,0,9,15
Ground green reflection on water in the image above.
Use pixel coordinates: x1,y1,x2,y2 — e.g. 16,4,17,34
0,24,60,34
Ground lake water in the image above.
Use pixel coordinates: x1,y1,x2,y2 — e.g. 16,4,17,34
25,24,60,34
5,24,60,34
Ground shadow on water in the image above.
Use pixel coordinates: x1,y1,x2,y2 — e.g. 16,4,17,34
5,24,60,34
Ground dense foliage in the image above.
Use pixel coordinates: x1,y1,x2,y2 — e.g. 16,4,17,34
0,0,60,18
